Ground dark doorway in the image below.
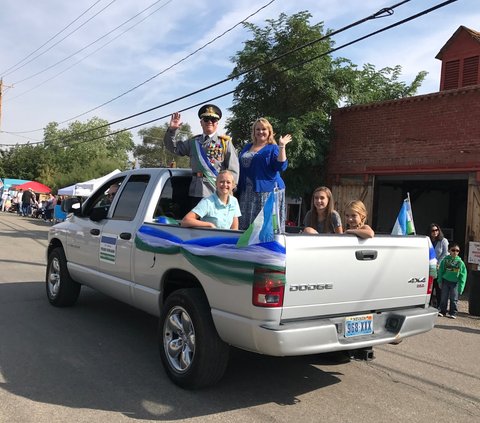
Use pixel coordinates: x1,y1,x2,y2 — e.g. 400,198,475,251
372,174,468,245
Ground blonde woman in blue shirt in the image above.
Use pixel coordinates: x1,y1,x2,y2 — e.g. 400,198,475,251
237,118,292,231
181,170,241,230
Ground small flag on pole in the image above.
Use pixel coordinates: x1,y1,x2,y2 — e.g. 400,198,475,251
391,195,416,235
236,191,277,247
428,238,438,278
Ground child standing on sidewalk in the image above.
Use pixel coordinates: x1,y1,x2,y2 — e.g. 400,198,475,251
437,242,467,319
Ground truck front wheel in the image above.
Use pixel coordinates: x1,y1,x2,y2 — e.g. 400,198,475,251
159,288,229,389
46,247,81,307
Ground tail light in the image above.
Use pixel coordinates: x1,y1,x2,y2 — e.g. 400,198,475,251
427,275,433,295
252,267,285,307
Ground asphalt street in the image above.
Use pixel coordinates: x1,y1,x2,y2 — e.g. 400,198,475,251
0,212,479,423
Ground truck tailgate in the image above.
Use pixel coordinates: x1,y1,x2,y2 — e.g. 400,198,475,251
282,234,430,320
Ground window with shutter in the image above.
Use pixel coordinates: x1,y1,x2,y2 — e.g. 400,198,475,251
462,56,479,87
443,59,460,90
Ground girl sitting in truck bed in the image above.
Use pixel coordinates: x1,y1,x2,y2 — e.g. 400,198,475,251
181,170,241,230
344,200,375,239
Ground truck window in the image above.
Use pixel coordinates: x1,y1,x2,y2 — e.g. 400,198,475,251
112,175,150,221
154,176,191,221
88,177,126,213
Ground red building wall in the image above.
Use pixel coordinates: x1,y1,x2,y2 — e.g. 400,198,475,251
327,85,480,181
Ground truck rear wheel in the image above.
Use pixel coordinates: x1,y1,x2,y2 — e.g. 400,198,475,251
46,247,81,307
159,288,229,389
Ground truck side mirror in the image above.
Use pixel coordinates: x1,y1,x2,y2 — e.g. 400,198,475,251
62,197,81,215
90,206,108,222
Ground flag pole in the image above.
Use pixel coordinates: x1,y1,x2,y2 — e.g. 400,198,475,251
407,192,416,235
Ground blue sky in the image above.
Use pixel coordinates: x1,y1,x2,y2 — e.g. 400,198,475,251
0,0,477,146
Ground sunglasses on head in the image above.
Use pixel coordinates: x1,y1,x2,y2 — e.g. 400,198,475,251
450,249,460,252
202,117,218,123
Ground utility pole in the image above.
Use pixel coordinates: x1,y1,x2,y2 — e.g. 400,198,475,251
0,78,3,132
0,79,13,132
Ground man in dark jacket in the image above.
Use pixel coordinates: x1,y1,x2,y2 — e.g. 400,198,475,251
21,188,35,217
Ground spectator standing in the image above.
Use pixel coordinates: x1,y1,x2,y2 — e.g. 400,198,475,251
237,117,292,231
44,193,57,221
4,194,12,212
14,189,23,215
437,242,467,319
428,223,449,307
163,104,239,207
1,190,10,212
21,188,34,217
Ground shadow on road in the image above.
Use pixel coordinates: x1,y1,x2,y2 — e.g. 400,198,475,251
0,282,342,420
434,323,480,334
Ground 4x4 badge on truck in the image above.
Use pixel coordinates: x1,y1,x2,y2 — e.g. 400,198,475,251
290,284,333,291
407,277,426,283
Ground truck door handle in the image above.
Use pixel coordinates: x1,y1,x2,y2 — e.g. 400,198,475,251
90,229,100,236
355,250,377,261
120,232,132,240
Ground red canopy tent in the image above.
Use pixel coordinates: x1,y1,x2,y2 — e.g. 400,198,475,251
14,181,51,194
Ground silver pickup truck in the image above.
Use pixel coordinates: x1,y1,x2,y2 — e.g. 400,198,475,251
46,168,438,389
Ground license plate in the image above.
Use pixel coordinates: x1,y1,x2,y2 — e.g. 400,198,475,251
344,314,374,338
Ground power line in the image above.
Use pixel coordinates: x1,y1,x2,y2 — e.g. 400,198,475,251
10,0,170,86
3,0,277,133
0,0,104,76
55,0,278,126
57,0,458,148
1,0,457,147
4,0,174,103
1,0,117,79
2,0,401,138
47,0,415,141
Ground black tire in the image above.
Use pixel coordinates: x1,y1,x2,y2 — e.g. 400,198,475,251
46,247,81,307
159,288,229,389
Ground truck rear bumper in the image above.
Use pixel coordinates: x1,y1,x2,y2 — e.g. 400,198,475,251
213,306,438,356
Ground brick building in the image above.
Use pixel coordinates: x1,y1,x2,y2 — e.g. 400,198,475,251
326,26,480,252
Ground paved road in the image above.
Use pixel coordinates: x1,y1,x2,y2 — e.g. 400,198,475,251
0,212,479,423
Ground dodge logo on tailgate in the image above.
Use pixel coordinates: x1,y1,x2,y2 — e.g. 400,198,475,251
290,284,333,291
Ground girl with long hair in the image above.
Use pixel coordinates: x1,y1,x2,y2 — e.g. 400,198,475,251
303,186,343,234
344,200,374,239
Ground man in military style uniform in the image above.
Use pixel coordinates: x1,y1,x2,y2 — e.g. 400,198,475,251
163,104,239,206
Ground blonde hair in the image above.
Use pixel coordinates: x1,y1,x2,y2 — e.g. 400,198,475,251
216,170,236,190
308,186,336,233
345,200,368,228
251,118,276,145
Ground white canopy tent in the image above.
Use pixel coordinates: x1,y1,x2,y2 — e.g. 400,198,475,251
57,183,75,196
57,169,121,197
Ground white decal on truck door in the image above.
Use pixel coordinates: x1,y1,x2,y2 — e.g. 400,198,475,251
100,233,117,263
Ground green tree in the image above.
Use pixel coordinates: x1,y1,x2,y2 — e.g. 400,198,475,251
227,12,426,196
134,123,191,168
343,63,427,105
1,143,47,181
2,117,134,192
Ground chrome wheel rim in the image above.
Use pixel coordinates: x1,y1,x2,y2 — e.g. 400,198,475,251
163,306,195,373
47,257,61,298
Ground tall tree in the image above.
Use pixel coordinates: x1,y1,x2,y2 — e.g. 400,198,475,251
2,117,134,192
343,63,427,105
227,12,426,196
134,123,191,168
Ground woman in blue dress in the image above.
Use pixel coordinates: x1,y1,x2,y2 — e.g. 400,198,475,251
237,118,292,231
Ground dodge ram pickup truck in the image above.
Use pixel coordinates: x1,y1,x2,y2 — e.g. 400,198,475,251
46,168,438,389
